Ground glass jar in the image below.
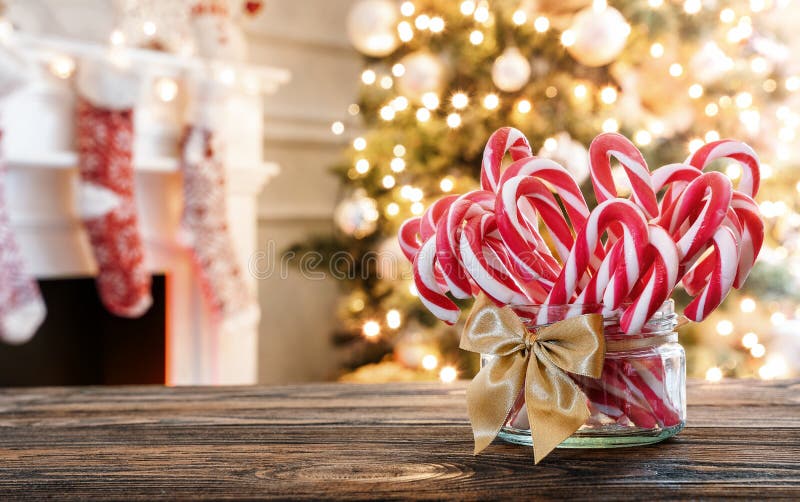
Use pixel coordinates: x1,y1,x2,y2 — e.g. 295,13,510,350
481,300,685,448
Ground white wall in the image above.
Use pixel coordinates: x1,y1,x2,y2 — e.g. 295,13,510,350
245,1,360,384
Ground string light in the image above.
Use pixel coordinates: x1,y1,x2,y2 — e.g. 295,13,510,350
705,103,719,117
474,3,490,23
720,8,736,23
648,0,664,8
379,76,393,89
440,177,455,192
386,309,402,329
446,113,462,128
560,30,576,47
382,175,396,189
705,130,720,142
785,76,800,92
451,92,469,109
469,30,484,45
705,367,723,382
573,83,588,100
393,144,406,157
361,69,376,85
110,29,125,46
516,99,532,113
380,105,396,120
400,1,415,16
392,63,405,77
763,79,777,93
512,10,527,25
416,107,431,122
543,137,558,151
398,21,413,42
386,202,400,216
735,92,753,108
355,159,370,174
331,121,345,135
353,137,367,151
429,16,445,33
602,118,619,133
740,298,756,313
650,43,664,58
534,16,549,32
48,56,76,79
392,96,409,111
391,157,406,172
770,312,786,325
439,365,458,383
750,343,766,358
362,321,381,338
726,162,742,179
415,14,430,30
669,63,684,77
545,86,558,98
422,92,440,110
683,0,702,15
742,332,759,349
460,0,476,16
421,354,438,370
634,130,652,146
716,319,734,336
600,86,617,104
483,93,500,110
688,83,704,99
408,283,418,297
759,356,788,379
411,201,424,214
348,104,360,115
142,20,157,36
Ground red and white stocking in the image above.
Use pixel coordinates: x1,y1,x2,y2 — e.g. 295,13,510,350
179,85,259,330
0,136,46,344
75,62,152,318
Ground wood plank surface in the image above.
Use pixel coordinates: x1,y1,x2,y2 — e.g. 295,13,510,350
0,379,798,499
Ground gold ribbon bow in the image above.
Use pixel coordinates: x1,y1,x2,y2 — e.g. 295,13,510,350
460,295,605,464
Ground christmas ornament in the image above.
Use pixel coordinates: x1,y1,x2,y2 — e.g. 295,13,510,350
537,132,589,184
690,41,734,85
334,189,379,238
243,0,265,16
75,61,152,318
189,0,249,62
491,47,531,93
346,0,400,57
397,51,446,101
566,4,629,67
178,79,261,331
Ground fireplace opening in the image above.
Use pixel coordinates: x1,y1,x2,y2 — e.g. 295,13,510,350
0,275,167,386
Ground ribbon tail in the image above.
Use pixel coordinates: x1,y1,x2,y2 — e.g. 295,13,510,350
466,352,528,454
525,354,591,464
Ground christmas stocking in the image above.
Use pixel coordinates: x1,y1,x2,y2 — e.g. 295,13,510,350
75,61,152,317
0,46,46,344
178,80,259,330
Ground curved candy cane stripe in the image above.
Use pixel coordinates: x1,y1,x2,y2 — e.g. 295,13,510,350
687,139,760,198
620,225,680,334
480,127,532,192
412,238,460,324
435,191,495,299
730,192,763,287
543,199,649,320
589,133,659,220
651,163,702,214
683,225,739,322
398,217,422,261
420,195,458,241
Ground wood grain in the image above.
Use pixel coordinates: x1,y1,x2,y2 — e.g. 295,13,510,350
0,379,798,499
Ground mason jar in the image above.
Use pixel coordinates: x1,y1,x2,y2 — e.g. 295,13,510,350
481,300,686,448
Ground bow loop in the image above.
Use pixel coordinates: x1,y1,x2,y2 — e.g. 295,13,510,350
460,295,605,463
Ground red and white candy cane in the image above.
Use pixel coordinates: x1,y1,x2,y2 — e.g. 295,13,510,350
413,237,460,325
687,139,760,198
459,212,533,305
650,162,702,214
420,195,458,241
589,132,659,221
480,127,532,192
435,191,495,299
398,217,422,261
683,225,740,322
541,199,649,323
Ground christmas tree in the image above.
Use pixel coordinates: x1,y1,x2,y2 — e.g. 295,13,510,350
294,0,800,383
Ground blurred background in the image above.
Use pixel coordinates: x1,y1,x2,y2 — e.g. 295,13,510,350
0,0,797,388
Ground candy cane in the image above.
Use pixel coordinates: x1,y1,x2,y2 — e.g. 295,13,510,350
683,225,739,322
651,162,702,214
420,195,458,241
687,138,760,198
542,199,649,321
480,127,532,192
412,237,460,324
398,217,422,261
589,132,659,220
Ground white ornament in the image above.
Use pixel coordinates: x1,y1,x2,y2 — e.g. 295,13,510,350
334,190,380,238
537,132,590,184
397,51,446,101
567,5,629,67
491,47,531,93
346,0,400,57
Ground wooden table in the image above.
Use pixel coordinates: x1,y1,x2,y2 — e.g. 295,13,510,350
1,379,798,499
